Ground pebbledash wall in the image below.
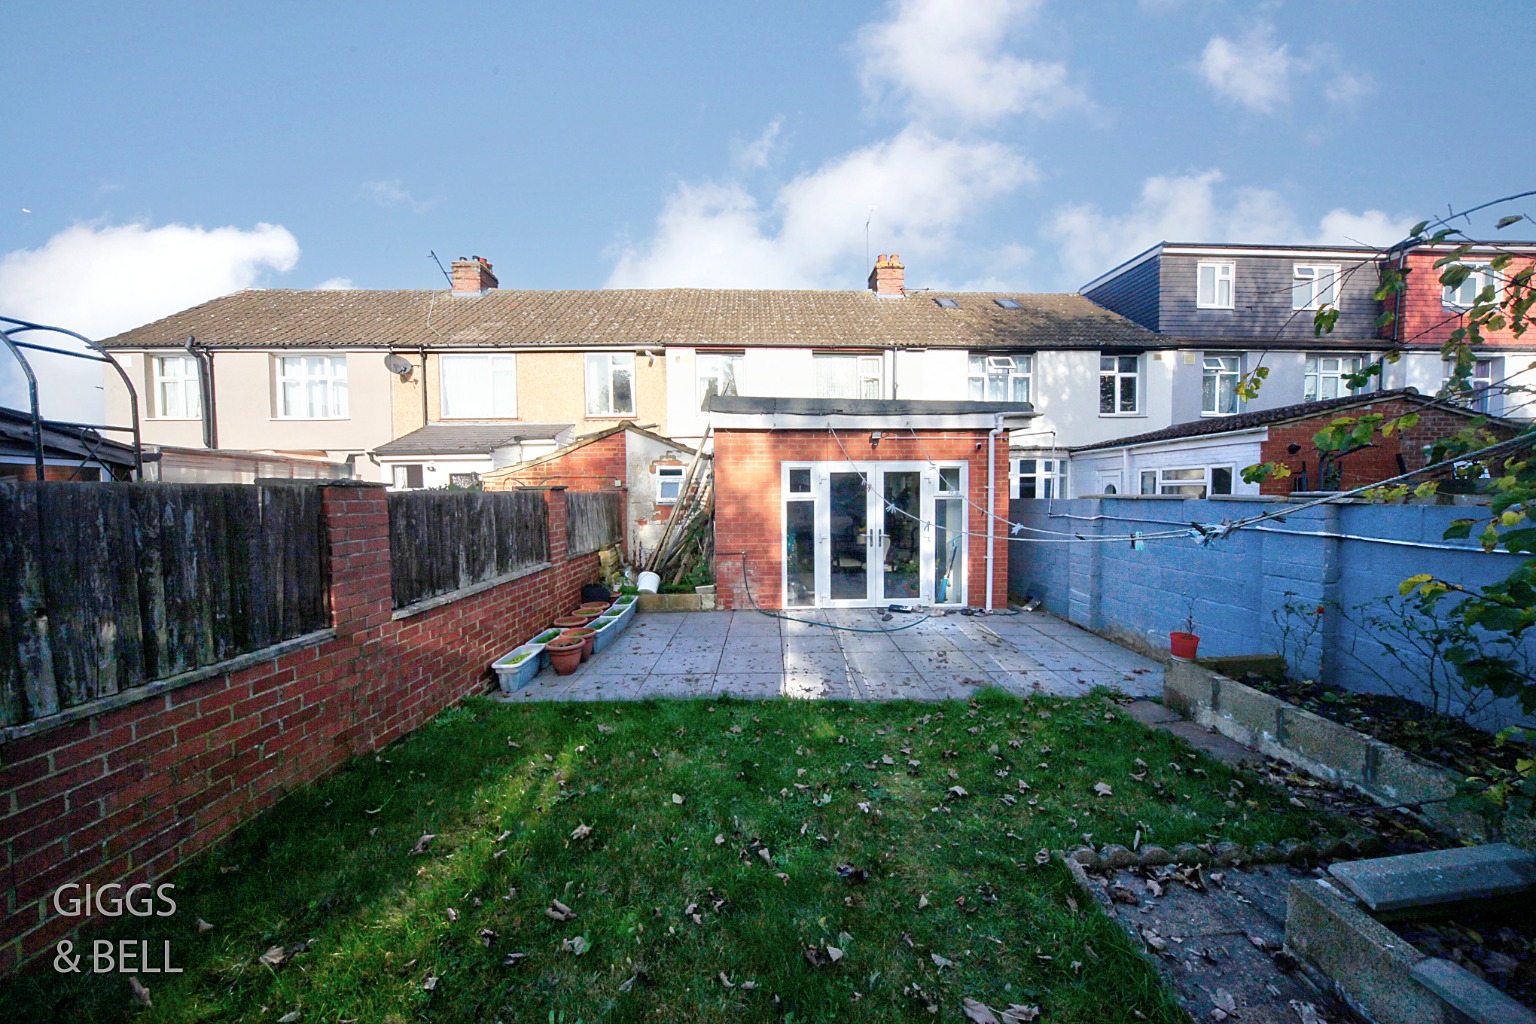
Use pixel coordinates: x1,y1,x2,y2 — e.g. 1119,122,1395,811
1008,495,1535,731
0,483,598,973
713,429,1009,611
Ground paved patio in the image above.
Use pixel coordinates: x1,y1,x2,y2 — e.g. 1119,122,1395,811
496,608,1162,702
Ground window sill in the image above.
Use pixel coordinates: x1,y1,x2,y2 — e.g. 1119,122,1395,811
585,414,637,420
1199,411,1240,418
1097,412,1146,418
1195,305,1235,312
147,417,203,422
271,417,352,422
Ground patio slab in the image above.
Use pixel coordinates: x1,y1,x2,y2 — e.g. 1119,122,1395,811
499,608,1165,702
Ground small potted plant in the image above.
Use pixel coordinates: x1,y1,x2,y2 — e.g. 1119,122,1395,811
1169,599,1200,662
528,627,562,668
491,644,542,693
546,634,585,676
561,626,597,661
553,613,595,630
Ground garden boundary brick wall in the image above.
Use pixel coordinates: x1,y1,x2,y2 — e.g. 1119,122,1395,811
0,483,599,974
1008,494,1535,731
712,428,1008,611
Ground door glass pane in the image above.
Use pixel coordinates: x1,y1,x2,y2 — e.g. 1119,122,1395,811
829,472,867,600
785,501,816,608
882,471,921,600
934,497,964,604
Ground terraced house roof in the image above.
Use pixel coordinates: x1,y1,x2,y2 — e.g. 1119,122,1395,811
99,288,1165,352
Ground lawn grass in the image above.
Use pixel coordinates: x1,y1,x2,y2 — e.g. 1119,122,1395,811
7,690,1338,1023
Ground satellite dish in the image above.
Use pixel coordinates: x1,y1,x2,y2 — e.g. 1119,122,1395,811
384,353,413,378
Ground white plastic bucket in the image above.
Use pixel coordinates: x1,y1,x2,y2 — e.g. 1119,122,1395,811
637,571,660,594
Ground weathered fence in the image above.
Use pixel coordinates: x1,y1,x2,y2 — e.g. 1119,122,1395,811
566,490,623,557
0,481,329,728
388,489,549,608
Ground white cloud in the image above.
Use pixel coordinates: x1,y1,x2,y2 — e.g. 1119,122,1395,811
856,0,1084,126
608,128,1034,288
315,276,355,289
362,178,437,213
1045,170,1413,286
0,221,299,422
1197,24,1296,114
733,118,784,172
1323,69,1373,106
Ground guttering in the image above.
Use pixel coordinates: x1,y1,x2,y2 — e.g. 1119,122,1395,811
985,412,1005,612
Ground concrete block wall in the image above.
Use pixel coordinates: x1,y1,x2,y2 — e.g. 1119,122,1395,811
0,484,598,973
1008,495,1533,730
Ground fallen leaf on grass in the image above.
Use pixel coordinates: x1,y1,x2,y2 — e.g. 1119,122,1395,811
277,1012,300,1024
757,847,773,864
1093,782,1114,797
947,786,969,799
446,907,458,922
129,977,152,1007
836,864,868,884
1289,1000,1326,1024
562,935,591,956
671,793,685,804
410,833,436,855
259,946,288,968
1033,849,1050,865
570,824,592,841
1001,1006,1040,1023
962,997,1001,1024
918,894,930,909
826,945,845,962
502,952,528,967
1141,928,1168,953
196,918,213,933
478,928,497,947
545,900,578,922
423,975,438,992
931,953,957,969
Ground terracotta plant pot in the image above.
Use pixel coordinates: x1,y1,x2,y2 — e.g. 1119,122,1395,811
561,627,596,660
552,614,593,629
1169,631,1200,661
546,636,585,676
578,601,611,616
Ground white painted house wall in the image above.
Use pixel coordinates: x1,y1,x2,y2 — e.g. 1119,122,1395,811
1068,435,1265,498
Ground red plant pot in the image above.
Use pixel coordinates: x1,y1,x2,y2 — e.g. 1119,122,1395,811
552,614,594,629
578,602,611,616
546,637,584,676
1169,631,1200,661
561,627,596,660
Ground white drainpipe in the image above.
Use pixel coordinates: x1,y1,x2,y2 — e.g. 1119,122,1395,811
985,413,1005,611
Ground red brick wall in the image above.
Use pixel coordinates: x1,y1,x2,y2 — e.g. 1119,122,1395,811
1257,397,1519,496
712,428,1008,610
1382,249,1536,349
0,464,106,482
486,433,626,492
0,484,597,972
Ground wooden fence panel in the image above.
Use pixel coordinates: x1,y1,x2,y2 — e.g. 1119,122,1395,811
0,481,330,729
566,491,623,557
388,489,550,608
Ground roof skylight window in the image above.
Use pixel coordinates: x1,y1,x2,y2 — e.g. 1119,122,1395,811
933,297,960,309
994,298,1021,309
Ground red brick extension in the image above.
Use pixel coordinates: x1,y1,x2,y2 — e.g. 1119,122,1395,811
1381,249,1536,350
712,428,1009,611
0,485,598,973
1257,396,1520,497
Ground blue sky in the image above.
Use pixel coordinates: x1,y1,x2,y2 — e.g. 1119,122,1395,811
3,1,1533,418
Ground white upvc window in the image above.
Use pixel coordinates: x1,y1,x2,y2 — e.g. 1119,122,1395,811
1011,458,1066,499
585,352,635,416
814,354,883,399
391,464,424,490
440,353,516,418
1292,264,1341,310
277,355,349,419
697,352,742,411
1139,466,1234,498
1442,262,1503,309
1099,354,1140,414
1196,261,1235,309
1443,357,1496,414
656,465,684,504
1201,354,1242,415
968,353,1032,403
153,354,201,420
1304,354,1367,402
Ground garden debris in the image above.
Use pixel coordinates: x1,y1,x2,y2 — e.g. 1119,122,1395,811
570,823,592,841
931,952,957,969
409,833,436,855
836,863,869,884
562,935,591,956
1094,781,1114,797
128,977,151,1008
544,899,578,922
671,793,685,804
277,1013,300,1024
478,928,496,947
196,918,213,933
422,975,438,992
502,952,528,967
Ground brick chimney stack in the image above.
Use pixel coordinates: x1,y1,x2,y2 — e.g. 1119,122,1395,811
868,254,904,298
451,256,499,295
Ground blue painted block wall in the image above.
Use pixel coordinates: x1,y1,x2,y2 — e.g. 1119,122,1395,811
1007,496,1533,731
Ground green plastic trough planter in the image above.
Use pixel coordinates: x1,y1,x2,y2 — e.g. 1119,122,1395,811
491,645,542,692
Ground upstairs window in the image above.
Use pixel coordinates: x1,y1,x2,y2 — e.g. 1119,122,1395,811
815,354,882,400
277,355,349,419
1201,354,1241,415
1443,357,1496,414
585,352,635,416
1099,354,1140,414
968,354,1032,403
153,354,201,419
440,353,516,418
697,352,742,411
1304,354,1367,402
1196,261,1235,309
1292,264,1341,310
1443,262,1502,309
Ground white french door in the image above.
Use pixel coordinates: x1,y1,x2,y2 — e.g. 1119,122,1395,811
782,462,966,608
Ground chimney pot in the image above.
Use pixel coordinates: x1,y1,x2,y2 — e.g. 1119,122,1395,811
451,256,499,295
868,254,905,298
